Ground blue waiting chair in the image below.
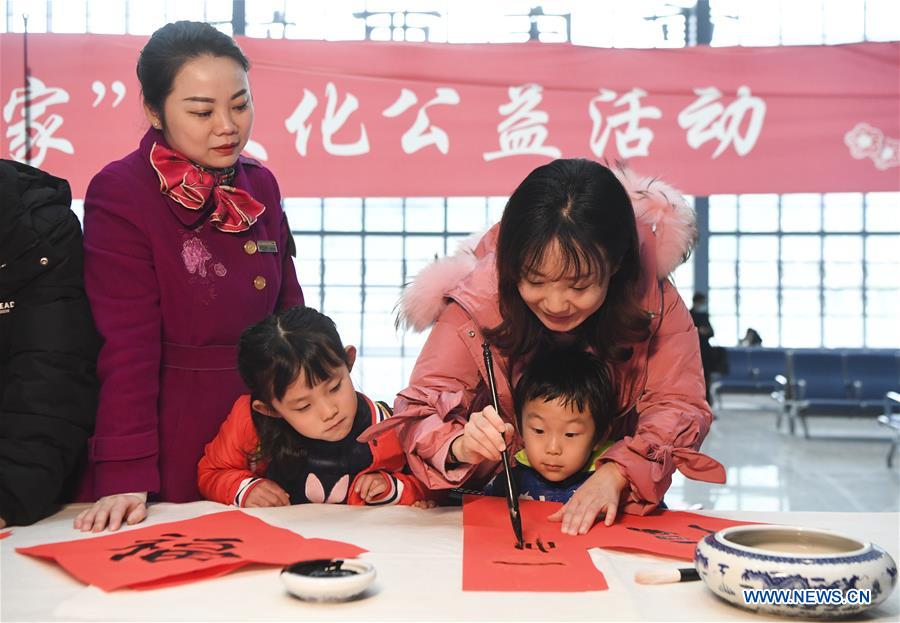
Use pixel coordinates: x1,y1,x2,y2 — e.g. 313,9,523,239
844,352,900,407
710,348,786,409
877,392,900,468
781,350,898,438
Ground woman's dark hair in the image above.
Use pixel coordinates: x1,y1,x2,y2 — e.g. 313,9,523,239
137,20,250,119
513,345,617,443
485,158,651,366
238,306,350,465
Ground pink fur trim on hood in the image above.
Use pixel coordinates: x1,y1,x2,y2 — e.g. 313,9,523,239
612,163,697,279
396,247,480,332
396,165,695,332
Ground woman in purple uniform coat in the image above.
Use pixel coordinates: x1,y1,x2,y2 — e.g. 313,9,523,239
74,21,302,531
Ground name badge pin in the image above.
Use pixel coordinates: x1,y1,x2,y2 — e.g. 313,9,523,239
257,240,278,254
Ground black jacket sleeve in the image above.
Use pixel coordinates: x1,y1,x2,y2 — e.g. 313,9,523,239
0,160,99,526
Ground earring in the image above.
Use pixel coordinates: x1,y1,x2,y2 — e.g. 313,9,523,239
153,122,161,129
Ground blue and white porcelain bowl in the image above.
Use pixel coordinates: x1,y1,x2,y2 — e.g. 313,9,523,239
695,525,897,618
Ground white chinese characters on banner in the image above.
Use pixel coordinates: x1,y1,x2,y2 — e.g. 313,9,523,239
483,84,561,161
284,82,369,157
90,80,126,108
382,87,460,154
677,86,766,158
588,87,661,159
3,76,74,167
242,140,269,161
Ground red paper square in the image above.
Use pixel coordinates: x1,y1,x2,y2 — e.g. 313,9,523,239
583,510,757,561
17,510,366,591
463,496,608,592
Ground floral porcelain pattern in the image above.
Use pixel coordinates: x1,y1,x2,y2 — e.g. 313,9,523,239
694,525,897,618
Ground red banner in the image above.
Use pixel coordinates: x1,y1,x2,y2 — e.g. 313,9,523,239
1,34,897,198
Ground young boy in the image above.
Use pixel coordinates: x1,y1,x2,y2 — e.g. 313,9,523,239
484,345,617,503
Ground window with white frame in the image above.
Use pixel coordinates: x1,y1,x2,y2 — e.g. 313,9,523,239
708,192,900,348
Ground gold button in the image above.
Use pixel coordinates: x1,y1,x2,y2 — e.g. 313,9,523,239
39,257,50,266
243,240,258,255
253,275,267,290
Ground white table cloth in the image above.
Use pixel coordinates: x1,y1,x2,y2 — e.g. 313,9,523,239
2,502,898,621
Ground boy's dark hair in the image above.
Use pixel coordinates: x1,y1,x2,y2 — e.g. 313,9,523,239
237,306,350,465
137,20,250,123
513,345,616,442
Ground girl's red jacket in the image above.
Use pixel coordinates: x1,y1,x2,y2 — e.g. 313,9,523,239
198,393,431,507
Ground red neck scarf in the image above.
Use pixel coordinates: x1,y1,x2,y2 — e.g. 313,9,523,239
149,142,265,233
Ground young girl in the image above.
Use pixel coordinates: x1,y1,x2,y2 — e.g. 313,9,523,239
198,306,432,508
75,21,301,532
361,158,725,534
483,346,617,504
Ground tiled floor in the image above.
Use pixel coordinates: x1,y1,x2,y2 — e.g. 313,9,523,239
667,394,900,513
353,359,900,513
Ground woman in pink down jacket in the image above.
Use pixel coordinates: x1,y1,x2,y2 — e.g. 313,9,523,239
360,159,725,535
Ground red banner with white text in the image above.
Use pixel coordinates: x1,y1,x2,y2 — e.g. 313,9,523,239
1,34,897,198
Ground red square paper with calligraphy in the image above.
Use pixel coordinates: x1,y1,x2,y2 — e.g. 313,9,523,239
583,510,757,561
463,496,608,592
16,511,366,591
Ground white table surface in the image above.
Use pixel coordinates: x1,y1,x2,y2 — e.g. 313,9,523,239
1,502,898,622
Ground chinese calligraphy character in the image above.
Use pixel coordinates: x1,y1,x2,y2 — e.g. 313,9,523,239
588,87,661,159
483,84,561,161
285,89,317,156
382,87,460,154
242,139,268,161
109,533,243,563
284,82,369,157
3,76,74,166
514,538,557,552
677,86,766,158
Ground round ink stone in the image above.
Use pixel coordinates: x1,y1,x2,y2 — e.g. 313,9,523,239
281,558,375,602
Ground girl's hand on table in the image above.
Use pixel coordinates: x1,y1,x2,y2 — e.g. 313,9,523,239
244,480,290,507
74,492,148,532
356,472,391,503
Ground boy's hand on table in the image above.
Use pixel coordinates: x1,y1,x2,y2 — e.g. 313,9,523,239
548,462,628,534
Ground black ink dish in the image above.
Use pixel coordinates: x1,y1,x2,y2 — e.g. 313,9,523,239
280,558,376,602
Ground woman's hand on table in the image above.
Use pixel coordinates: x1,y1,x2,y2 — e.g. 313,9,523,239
74,492,148,532
244,479,290,507
450,406,514,465
548,462,629,534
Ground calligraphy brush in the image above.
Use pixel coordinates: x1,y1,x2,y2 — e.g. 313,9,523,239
482,340,524,549
634,567,701,584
